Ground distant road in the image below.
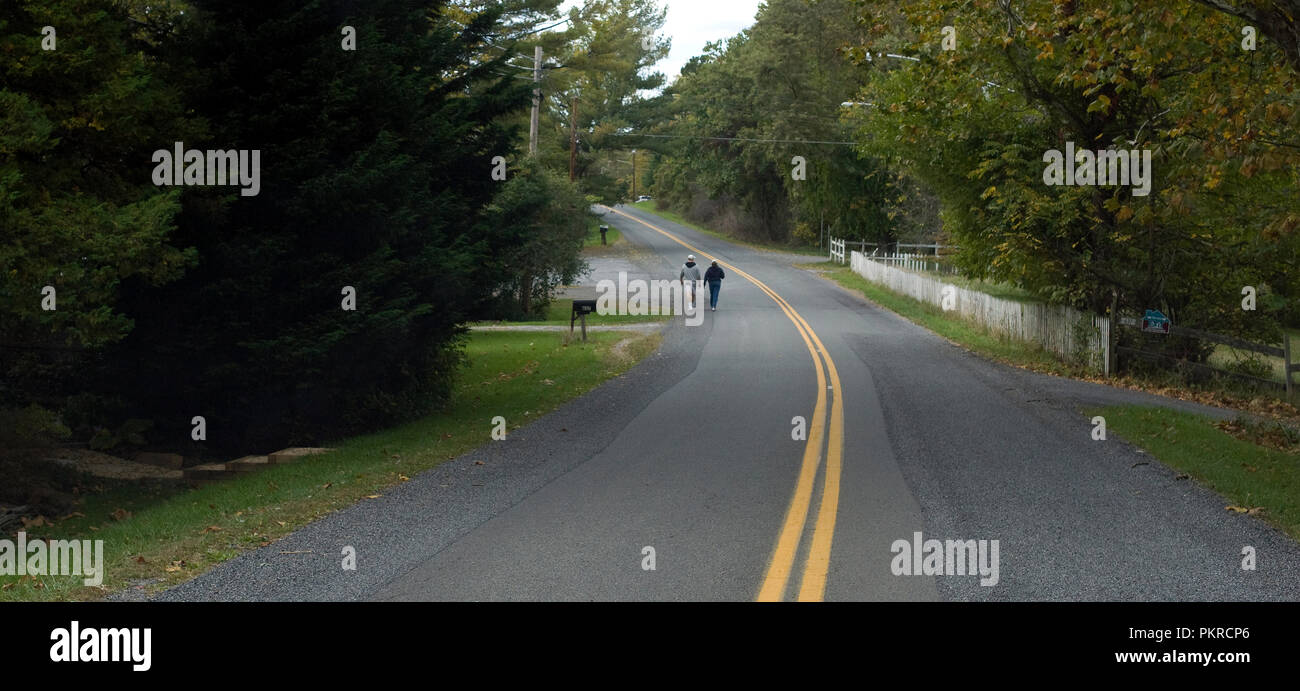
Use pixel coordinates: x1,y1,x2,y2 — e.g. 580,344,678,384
160,204,1300,601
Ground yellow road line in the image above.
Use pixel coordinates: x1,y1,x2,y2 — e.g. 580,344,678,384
600,205,845,601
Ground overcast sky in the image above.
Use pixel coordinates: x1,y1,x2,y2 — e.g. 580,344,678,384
561,0,765,85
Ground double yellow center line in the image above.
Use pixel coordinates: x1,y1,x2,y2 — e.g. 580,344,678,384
601,206,844,602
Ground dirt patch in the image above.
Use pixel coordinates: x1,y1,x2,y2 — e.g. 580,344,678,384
1,447,182,521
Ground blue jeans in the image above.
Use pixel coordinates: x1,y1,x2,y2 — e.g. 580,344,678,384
708,280,721,308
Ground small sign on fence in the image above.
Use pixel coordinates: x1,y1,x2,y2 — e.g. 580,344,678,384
1141,309,1171,334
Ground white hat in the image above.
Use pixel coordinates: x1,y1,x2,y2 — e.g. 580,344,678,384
687,254,695,260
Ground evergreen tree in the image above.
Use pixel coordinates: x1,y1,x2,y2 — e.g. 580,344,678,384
113,0,531,449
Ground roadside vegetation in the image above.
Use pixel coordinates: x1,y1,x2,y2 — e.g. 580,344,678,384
632,0,1298,393
1,329,660,602
629,201,821,256
1095,405,1300,541
2,0,670,529
805,262,1298,423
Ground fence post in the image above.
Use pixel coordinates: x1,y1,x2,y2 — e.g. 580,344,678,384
1106,290,1119,378
1286,332,1294,399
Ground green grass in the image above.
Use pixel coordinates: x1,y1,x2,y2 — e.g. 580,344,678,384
1206,330,1298,385
1094,405,1298,539
584,215,621,247
471,298,670,327
802,262,1078,375
536,298,669,324
629,201,822,256
1,329,660,601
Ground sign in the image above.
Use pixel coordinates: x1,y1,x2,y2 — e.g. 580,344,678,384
1141,309,1170,334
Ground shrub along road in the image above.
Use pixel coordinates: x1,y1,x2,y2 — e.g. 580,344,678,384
159,205,1300,601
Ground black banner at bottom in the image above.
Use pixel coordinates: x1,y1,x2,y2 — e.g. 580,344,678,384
0,602,1289,679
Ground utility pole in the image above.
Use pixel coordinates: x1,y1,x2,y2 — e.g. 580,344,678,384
569,94,578,181
631,149,637,198
529,45,542,156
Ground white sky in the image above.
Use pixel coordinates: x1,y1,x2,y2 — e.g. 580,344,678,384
561,0,765,85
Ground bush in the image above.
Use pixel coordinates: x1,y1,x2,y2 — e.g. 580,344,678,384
0,405,70,448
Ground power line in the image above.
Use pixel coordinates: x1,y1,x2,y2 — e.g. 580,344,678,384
607,133,857,146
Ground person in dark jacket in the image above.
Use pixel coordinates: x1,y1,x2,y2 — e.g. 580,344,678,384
704,260,725,311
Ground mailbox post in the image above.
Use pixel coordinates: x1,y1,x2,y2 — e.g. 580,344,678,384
599,225,608,245
571,299,597,342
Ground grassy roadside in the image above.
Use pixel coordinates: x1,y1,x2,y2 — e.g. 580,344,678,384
809,261,1293,540
803,262,1300,422
472,298,671,327
1094,405,1299,540
584,214,621,247
1,329,660,602
805,262,1079,376
629,201,822,257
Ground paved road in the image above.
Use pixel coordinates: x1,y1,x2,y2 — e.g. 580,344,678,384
158,204,1300,601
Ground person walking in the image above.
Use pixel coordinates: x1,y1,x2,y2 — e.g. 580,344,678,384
704,260,725,311
679,254,701,311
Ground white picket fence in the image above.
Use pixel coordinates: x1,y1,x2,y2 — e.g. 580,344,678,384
829,237,845,264
849,251,1111,373
868,252,961,275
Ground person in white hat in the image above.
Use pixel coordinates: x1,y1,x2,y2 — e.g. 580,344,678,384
679,254,701,312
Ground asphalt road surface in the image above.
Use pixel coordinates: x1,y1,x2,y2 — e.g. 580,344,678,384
158,204,1300,601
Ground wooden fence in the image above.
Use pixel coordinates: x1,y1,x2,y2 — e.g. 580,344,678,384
1116,316,1298,397
849,251,1111,373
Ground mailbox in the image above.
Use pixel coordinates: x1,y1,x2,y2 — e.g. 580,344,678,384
598,225,609,245
571,299,598,341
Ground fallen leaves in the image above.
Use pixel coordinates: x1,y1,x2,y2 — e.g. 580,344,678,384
110,508,131,521
1225,505,1266,516
20,515,50,528
201,525,222,533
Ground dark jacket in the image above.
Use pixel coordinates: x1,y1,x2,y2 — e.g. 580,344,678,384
704,265,725,282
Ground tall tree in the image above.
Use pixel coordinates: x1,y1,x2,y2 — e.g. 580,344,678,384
847,0,1299,346
0,0,196,411
111,0,532,450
